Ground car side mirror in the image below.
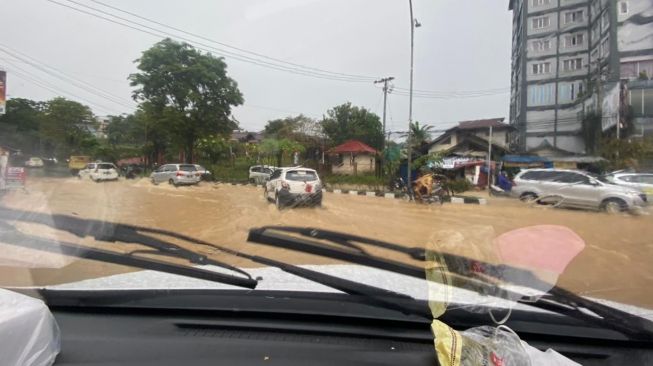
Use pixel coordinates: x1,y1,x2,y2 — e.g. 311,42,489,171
589,179,600,186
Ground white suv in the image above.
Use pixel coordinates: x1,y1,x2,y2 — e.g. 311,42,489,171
78,162,119,182
264,168,322,209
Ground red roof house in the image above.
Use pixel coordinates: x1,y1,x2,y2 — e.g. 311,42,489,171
328,140,377,175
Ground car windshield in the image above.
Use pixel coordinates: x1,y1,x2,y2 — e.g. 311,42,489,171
285,170,317,181
1,1,653,362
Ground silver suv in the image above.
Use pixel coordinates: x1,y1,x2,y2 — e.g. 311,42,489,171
512,169,647,213
150,164,200,186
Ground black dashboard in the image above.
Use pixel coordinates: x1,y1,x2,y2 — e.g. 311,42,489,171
36,289,653,366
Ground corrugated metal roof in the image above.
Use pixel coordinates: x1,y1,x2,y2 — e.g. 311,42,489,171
457,118,508,130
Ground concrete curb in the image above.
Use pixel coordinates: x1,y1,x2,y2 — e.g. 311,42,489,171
212,180,487,205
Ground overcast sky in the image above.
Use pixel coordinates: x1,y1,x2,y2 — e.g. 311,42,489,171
1,0,513,136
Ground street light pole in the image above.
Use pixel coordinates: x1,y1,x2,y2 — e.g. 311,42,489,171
406,0,415,198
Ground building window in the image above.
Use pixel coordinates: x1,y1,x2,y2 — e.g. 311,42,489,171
619,1,628,15
591,23,600,42
531,39,551,52
531,0,551,7
528,84,555,106
562,58,583,72
601,11,609,30
563,33,584,48
531,62,551,75
563,10,584,24
532,16,550,29
600,37,610,57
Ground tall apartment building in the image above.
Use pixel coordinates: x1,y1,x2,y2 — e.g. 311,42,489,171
508,0,653,154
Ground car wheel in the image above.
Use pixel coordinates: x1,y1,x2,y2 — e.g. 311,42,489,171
601,198,626,214
275,194,284,210
151,178,158,185
519,192,537,202
168,178,175,186
263,188,270,202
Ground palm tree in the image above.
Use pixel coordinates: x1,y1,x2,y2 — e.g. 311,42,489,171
402,121,433,149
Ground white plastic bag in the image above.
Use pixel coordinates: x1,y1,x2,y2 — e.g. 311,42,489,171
0,289,60,366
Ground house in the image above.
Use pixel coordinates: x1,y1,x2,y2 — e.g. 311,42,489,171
427,118,513,158
230,130,264,144
328,140,377,175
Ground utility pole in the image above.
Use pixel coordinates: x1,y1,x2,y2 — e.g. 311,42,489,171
374,76,394,177
406,0,417,198
487,125,493,191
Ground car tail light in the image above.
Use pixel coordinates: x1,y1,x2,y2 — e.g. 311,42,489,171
176,171,184,177
305,184,313,193
281,181,290,189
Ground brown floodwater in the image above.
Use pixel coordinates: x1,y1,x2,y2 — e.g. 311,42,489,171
1,177,652,309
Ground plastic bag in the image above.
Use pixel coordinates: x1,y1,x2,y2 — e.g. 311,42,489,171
431,320,580,366
0,288,60,366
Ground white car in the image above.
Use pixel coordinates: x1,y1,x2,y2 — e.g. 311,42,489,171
264,167,322,209
603,172,653,201
249,165,276,184
24,157,44,168
79,162,119,182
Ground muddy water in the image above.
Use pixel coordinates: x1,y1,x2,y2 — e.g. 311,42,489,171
1,177,652,308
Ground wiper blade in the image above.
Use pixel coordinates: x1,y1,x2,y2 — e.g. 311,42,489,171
0,221,256,289
248,226,653,341
0,207,257,289
0,207,427,318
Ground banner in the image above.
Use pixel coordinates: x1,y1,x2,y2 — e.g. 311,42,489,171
601,82,619,131
0,70,5,115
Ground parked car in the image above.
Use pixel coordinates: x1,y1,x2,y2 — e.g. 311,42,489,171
24,157,44,168
68,155,91,175
512,169,647,213
603,172,653,201
249,165,276,183
150,164,200,186
194,164,212,181
264,167,322,209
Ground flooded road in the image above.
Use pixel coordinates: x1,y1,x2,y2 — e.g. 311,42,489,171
1,176,653,309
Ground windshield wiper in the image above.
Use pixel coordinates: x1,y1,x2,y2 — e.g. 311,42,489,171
0,207,257,289
247,226,653,341
0,207,428,318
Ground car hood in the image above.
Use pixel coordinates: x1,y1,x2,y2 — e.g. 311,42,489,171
18,263,653,322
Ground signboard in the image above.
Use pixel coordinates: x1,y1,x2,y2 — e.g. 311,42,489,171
601,82,619,131
433,157,486,170
0,70,6,115
4,167,26,190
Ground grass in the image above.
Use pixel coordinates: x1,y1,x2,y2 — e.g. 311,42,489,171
322,174,385,191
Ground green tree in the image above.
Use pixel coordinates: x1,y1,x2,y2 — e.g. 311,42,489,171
40,97,97,158
0,98,44,154
130,38,244,162
321,103,383,150
195,135,229,164
260,138,305,167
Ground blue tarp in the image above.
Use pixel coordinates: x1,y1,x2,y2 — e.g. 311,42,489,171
502,155,554,168
502,155,550,163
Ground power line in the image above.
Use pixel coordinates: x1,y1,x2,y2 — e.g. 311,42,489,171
5,61,118,114
0,45,135,109
88,0,378,82
49,0,514,96
45,0,377,83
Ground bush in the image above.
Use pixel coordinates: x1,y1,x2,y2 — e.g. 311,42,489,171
445,178,473,194
323,174,384,190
